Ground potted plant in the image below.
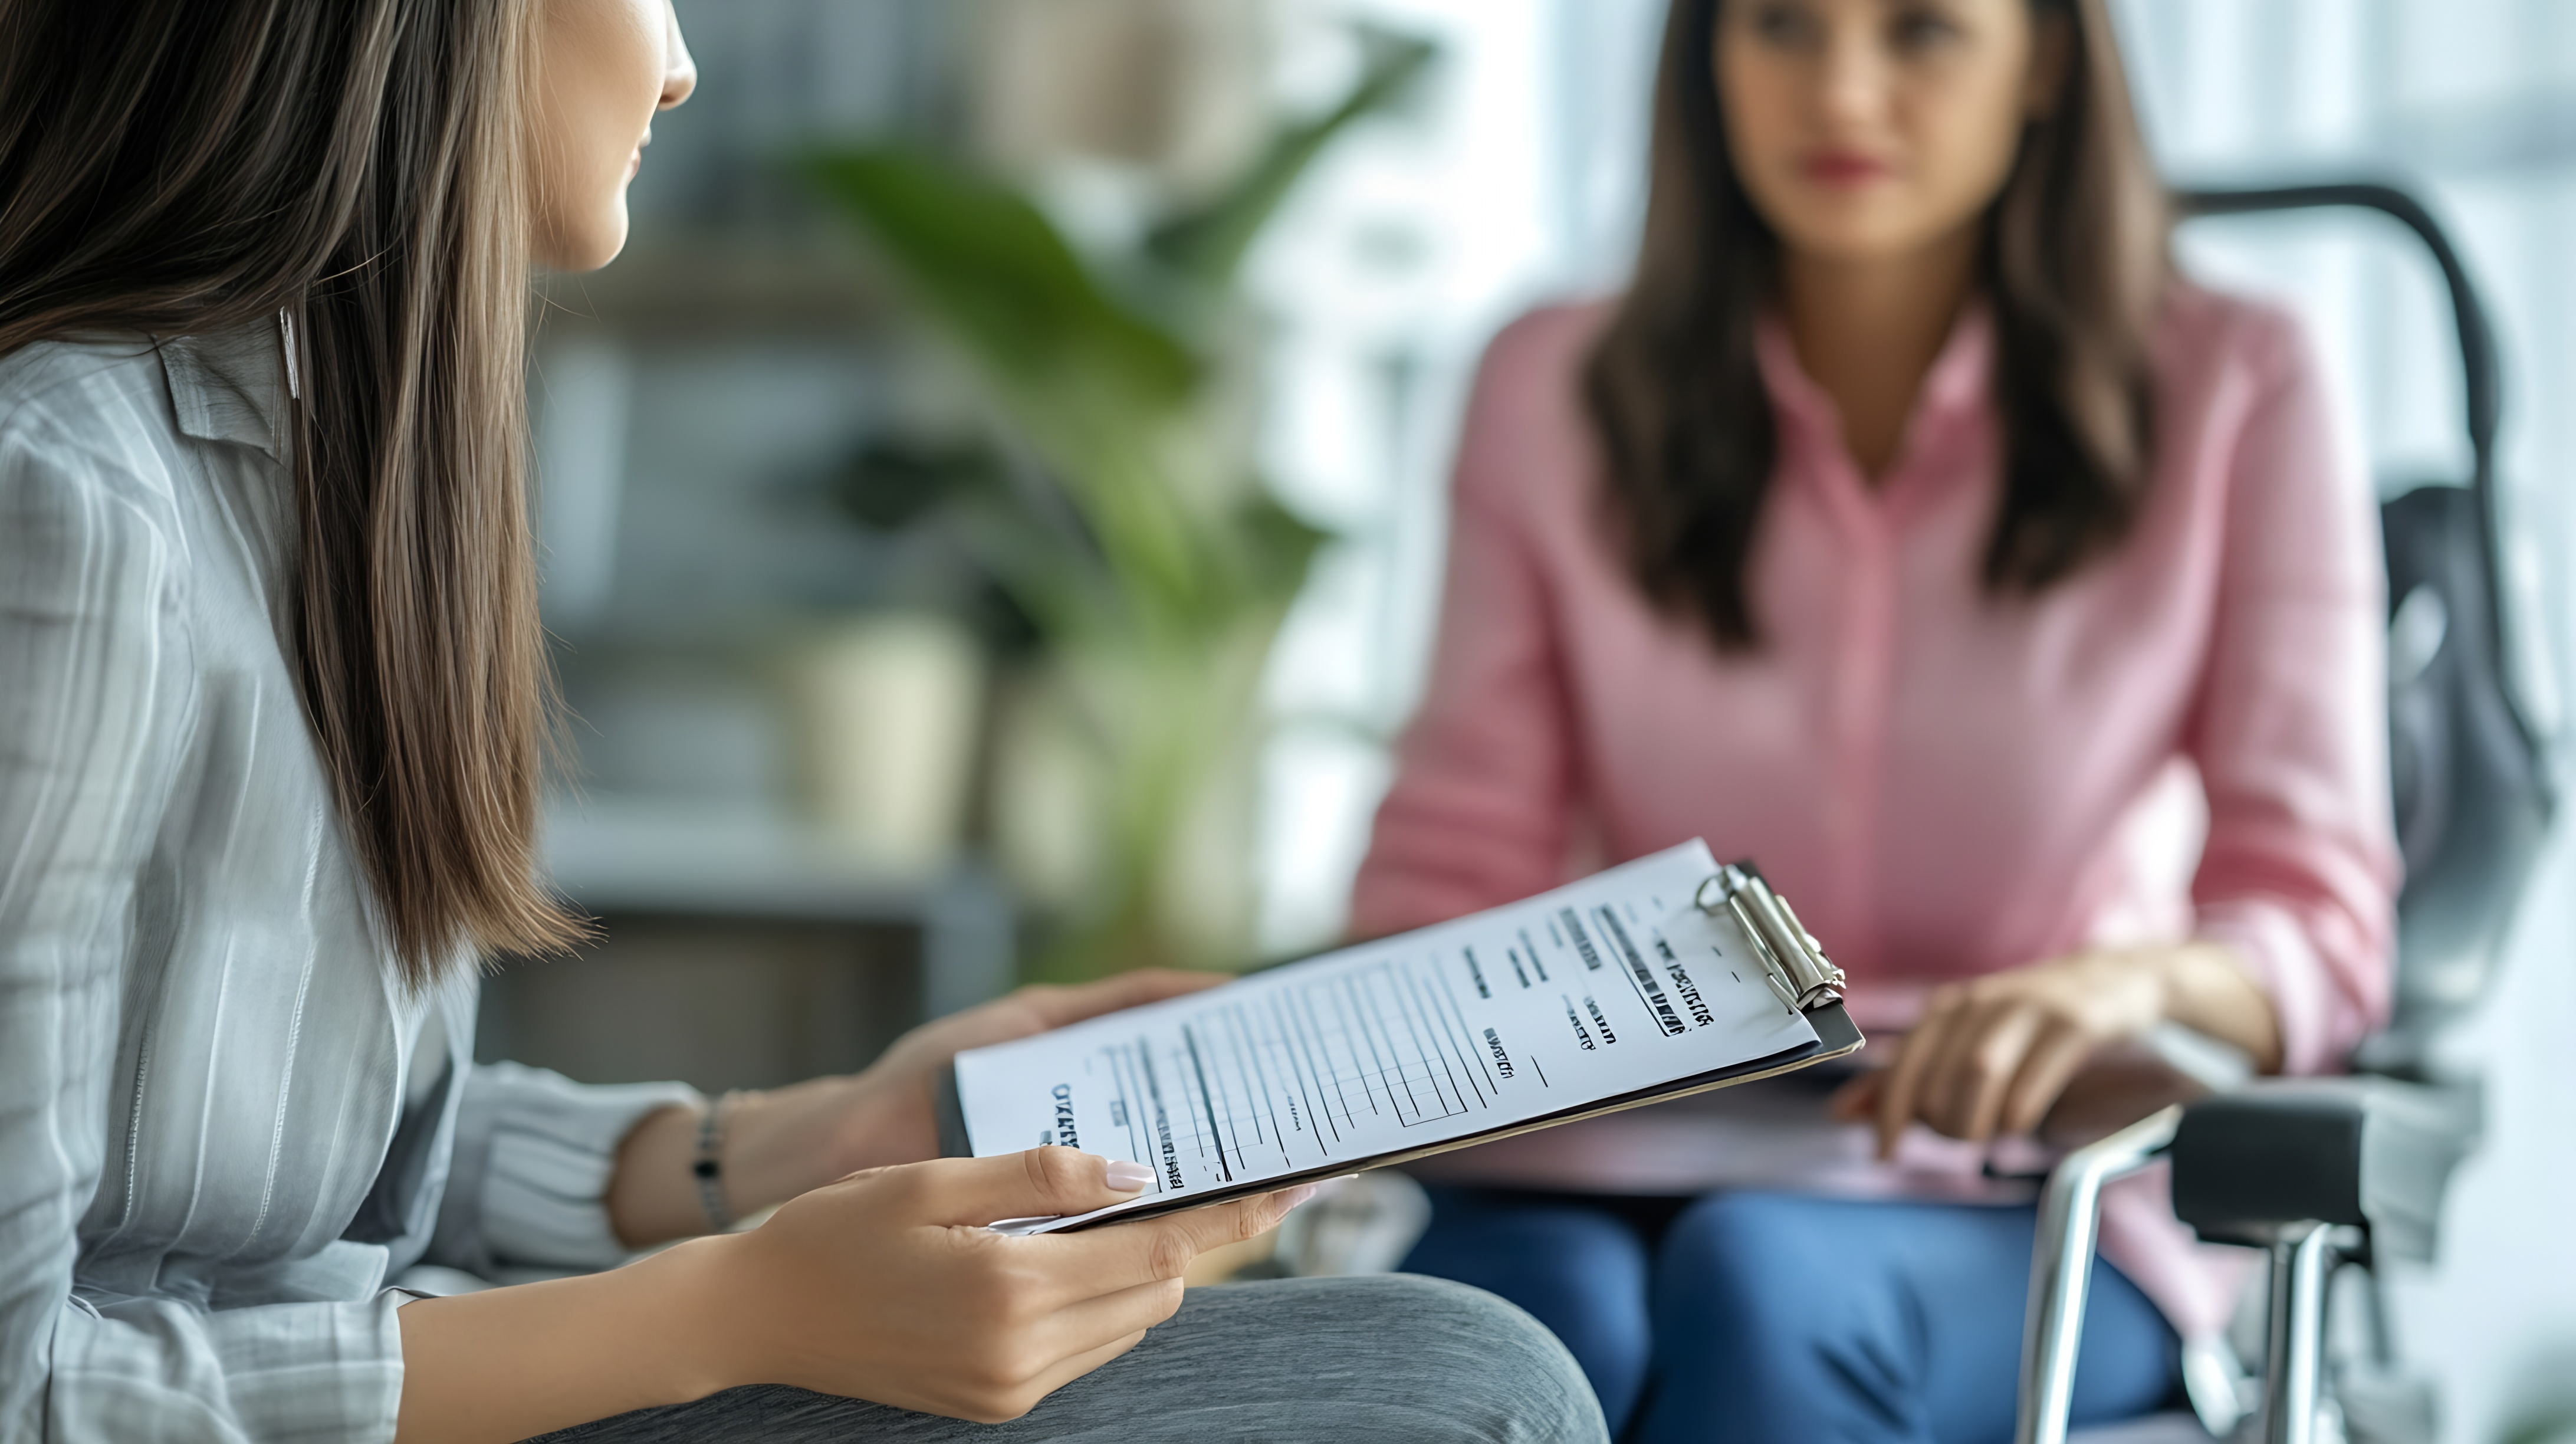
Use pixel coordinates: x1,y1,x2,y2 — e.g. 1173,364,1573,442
804,26,1435,981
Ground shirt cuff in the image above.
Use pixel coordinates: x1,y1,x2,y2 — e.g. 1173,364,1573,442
441,1062,699,1275
2195,899,2341,1076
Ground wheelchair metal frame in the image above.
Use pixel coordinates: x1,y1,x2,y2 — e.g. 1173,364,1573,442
2016,1108,2184,1444
2014,180,2542,1444
2013,1104,2367,1444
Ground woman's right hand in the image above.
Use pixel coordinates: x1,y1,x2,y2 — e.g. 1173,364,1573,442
696,1147,1314,1423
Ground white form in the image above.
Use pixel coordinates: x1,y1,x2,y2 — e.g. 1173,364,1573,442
952,840,1824,1232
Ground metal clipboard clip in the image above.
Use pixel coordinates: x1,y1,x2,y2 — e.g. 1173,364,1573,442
1694,862,1846,1015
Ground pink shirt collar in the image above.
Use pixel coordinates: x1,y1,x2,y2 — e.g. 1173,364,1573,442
1753,303,1996,504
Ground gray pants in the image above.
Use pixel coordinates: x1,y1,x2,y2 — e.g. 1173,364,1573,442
534,1275,1606,1443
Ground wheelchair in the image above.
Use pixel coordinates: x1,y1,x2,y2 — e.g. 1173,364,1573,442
2016,184,2555,1444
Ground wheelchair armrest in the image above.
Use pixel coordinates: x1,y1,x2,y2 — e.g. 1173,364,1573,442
2170,1078,2476,1261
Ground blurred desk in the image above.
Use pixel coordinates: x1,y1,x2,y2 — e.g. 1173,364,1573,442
474,796,1014,1092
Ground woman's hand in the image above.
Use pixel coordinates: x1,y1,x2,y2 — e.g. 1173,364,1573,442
1828,943,2282,1157
610,971,1228,1245
399,1147,1313,1442
699,1148,1313,1422
840,970,1231,1170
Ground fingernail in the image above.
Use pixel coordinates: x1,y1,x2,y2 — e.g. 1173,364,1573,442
1105,1160,1155,1192
1281,1184,1320,1209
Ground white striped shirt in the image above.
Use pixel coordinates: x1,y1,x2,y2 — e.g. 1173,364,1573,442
0,324,693,1443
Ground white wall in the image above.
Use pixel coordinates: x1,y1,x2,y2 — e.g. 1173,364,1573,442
2403,824,2576,1443
1248,0,1666,955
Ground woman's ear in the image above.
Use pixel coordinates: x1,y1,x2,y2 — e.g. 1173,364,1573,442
2024,9,2075,121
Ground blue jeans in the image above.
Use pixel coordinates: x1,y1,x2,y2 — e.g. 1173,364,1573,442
1401,1187,2179,1443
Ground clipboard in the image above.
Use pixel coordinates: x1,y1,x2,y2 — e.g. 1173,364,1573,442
934,858,1866,1230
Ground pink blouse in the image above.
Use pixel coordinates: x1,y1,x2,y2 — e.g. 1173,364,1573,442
1352,287,2400,1340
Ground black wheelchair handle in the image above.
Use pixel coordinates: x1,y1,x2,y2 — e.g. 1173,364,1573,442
2173,183,2499,487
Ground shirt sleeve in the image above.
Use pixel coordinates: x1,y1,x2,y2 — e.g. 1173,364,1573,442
0,412,408,1442
2186,305,2403,1075
427,1063,696,1278
1349,314,1585,937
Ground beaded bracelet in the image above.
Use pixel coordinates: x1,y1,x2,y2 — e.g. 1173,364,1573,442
692,1091,743,1233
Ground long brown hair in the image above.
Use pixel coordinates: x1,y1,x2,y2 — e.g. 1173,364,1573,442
1588,0,2170,647
0,0,582,984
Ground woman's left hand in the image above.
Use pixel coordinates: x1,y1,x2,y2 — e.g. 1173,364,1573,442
610,970,1228,1246
1827,943,2281,1159
823,970,1231,1173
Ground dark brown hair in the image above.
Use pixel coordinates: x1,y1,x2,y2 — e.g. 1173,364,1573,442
0,0,582,984
1587,0,2170,647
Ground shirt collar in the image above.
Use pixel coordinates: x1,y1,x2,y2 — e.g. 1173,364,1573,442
1753,301,1995,472
159,317,292,463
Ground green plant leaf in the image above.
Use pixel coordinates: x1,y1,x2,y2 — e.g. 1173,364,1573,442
1143,27,1438,287
801,146,1201,413
1226,490,1333,607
